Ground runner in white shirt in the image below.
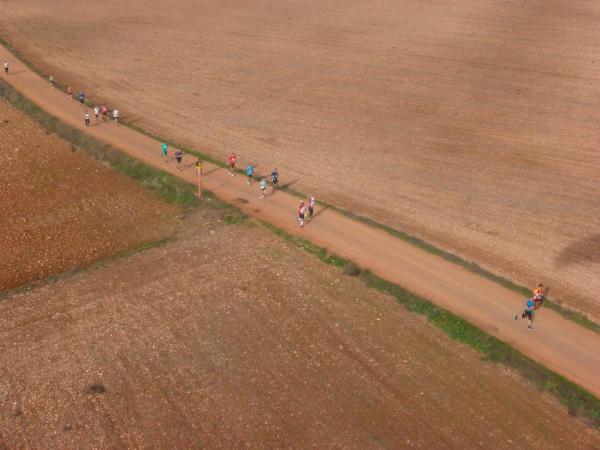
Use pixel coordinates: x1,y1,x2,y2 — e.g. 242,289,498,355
308,196,316,218
3,61,8,74
93,105,100,121
84,112,90,126
113,109,120,126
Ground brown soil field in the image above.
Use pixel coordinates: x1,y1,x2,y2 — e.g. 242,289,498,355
0,99,179,292
2,0,600,319
0,210,598,449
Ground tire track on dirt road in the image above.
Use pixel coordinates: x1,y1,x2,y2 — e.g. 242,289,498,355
2,45,600,399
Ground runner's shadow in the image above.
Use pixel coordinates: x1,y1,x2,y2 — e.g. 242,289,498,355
124,116,141,126
554,233,600,267
280,178,300,189
311,205,327,220
8,70,26,75
182,162,196,170
203,167,219,176
303,206,328,227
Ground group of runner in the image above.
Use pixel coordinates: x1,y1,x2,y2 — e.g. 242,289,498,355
5,57,550,330
516,283,548,330
160,142,184,170
228,152,316,225
2,65,117,126
83,102,118,126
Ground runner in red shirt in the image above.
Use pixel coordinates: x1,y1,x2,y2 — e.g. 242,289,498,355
227,153,237,176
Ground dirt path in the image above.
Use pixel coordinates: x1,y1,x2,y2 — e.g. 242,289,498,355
2,46,600,399
3,0,600,319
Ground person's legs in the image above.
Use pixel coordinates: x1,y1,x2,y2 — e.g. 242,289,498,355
527,311,534,330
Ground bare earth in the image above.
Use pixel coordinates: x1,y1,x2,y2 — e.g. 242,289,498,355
1,0,599,317
3,51,600,399
0,99,179,291
0,210,598,449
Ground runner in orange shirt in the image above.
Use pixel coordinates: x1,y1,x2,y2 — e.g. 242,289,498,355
532,283,548,310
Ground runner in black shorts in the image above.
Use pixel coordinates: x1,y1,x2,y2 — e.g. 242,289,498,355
271,168,279,191
308,196,316,218
175,149,183,170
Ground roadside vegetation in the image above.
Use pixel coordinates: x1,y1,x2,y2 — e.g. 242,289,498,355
2,46,599,428
261,221,600,428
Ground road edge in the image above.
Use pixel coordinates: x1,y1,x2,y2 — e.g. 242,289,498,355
1,35,597,333
2,44,600,429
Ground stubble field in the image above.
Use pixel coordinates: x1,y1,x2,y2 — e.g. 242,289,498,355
2,0,599,318
0,98,179,291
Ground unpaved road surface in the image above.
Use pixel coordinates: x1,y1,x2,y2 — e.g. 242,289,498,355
0,98,179,291
1,210,598,448
2,45,600,401
1,0,599,318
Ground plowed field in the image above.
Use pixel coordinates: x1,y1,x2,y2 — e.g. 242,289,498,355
1,0,599,318
0,99,178,291
1,210,598,448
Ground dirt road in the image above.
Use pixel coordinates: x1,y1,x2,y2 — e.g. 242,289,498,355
2,46,600,399
2,0,599,318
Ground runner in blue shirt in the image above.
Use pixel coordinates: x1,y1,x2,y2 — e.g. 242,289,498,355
246,164,254,186
161,143,168,162
521,298,536,330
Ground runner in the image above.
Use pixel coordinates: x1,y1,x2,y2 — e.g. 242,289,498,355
297,200,306,228
101,105,108,121
195,158,204,176
49,74,55,89
67,85,73,100
271,168,279,191
521,298,536,331
259,178,267,199
308,196,316,218
533,283,548,310
93,105,100,121
161,142,169,162
175,149,183,170
227,153,237,176
78,92,85,104
2,61,8,75
113,108,120,126
245,163,254,186
84,112,90,127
